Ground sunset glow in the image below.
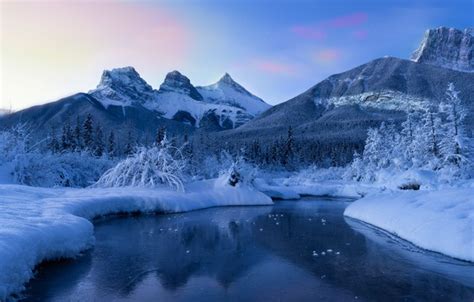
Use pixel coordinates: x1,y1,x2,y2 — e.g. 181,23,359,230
1,0,472,110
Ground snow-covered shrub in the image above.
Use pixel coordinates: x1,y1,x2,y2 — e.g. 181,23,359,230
13,152,114,187
0,123,32,161
95,136,186,191
0,124,114,187
218,154,258,187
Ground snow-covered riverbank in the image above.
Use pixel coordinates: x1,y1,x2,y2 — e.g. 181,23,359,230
344,187,474,262
256,175,473,262
0,180,272,300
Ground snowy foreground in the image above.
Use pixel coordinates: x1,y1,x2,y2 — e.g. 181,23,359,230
345,187,474,262
0,180,272,300
1,175,473,300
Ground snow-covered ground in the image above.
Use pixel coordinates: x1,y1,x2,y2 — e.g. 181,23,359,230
0,180,272,300
344,187,474,262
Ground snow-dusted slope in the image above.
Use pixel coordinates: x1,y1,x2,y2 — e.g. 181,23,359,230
411,27,473,72
143,71,254,129
89,68,268,130
197,73,271,115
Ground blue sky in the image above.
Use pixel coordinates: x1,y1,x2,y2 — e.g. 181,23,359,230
1,0,473,110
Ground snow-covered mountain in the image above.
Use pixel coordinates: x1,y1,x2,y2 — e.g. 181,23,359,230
144,71,257,129
0,67,270,142
197,73,271,115
216,27,474,162
89,67,269,130
411,27,473,72
90,66,155,108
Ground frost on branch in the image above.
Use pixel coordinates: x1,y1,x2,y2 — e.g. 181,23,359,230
94,135,186,191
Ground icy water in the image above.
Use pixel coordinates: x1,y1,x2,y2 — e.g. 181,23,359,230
22,197,474,302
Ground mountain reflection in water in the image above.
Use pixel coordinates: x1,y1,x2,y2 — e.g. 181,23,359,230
23,198,474,302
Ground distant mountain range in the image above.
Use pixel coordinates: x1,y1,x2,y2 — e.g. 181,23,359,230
1,27,472,160
0,67,270,141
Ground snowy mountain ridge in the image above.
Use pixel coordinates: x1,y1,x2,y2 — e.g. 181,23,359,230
197,73,271,115
90,66,155,109
89,67,269,129
411,27,473,72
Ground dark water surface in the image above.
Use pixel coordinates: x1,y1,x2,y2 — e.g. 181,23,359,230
22,198,474,302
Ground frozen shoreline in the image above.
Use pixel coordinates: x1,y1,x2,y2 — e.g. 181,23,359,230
344,187,474,262
2,176,473,300
0,181,272,300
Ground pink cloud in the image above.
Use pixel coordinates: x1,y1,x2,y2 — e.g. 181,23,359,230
291,26,326,40
327,12,368,28
253,60,297,75
292,12,368,40
353,29,368,40
314,49,342,63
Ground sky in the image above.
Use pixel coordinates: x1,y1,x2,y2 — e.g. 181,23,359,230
1,0,473,111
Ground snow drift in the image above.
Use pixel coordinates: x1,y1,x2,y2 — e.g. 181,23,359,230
344,187,474,262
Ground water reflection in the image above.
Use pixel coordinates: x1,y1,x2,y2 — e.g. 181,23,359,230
23,198,474,302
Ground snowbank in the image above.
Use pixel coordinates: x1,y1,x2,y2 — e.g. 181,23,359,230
344,188,474,262
255,177,377,200
0,180,272,300
253,178,300,199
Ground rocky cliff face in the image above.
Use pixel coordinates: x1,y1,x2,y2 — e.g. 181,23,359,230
89,66,155,107
411,27,473,72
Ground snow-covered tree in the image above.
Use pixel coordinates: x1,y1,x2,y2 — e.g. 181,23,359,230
95,134,187,191
439,83,468,165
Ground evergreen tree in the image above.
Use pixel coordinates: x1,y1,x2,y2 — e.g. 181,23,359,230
94,124,104,157
281,126,294,166
107,131,116,157
182,133,193,160
362,126,384,181
82,114,94,150
48,127,60,153
413,105,443,168
440,83,468,166
400,110,420,168
60,123,73,152
73,117,82,151
124,131,134,155
155,127,166,145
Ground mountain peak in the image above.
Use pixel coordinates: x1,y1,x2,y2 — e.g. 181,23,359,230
411,27,473,72
90,66,154,106
213,73,253,96
159,70,203,101
218,73,235,84
96,66,153,92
